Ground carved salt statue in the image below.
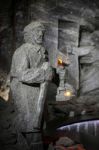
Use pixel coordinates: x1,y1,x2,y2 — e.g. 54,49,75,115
10,21,53,150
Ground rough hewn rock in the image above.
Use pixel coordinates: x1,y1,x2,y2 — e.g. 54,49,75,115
1,0,99,148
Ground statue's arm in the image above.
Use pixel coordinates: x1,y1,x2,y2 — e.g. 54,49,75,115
19,62,53,84
10,52,45,84
10,49,53,84
19,62,53,85
18,67,45,84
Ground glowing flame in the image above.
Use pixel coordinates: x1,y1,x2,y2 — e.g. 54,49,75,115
58,57,63,66
64,90,72,97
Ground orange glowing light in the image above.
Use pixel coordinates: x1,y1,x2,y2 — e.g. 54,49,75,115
58,57,63,65
64,90,72,97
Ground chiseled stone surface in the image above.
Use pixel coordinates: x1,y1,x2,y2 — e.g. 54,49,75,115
80,32,99,94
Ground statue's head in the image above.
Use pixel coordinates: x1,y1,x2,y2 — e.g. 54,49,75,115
24,21,45,44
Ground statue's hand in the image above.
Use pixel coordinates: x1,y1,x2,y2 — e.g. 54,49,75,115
45,67,53,81
41,62,53,81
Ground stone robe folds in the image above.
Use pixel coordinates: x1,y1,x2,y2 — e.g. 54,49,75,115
10,43,50,132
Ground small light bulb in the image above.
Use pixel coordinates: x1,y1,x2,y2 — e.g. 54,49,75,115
64,90,72,97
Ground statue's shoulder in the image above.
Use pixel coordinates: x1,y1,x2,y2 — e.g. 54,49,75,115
21,43,34,50
16,43,33,52
22,43,42,53
13,43,33,57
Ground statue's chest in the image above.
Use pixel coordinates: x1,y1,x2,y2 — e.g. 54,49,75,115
28,48,45,68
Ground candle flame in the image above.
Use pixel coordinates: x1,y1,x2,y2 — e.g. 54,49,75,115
58,57,63,65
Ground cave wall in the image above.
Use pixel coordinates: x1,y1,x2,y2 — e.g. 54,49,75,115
0,0,30,86
0,1,99,149
1,0,99,94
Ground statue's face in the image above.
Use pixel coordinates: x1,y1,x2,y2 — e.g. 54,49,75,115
24,25,45,44
33,27,45,44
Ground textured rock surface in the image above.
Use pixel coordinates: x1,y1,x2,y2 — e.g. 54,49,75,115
0,0,99,93
1,0,99,149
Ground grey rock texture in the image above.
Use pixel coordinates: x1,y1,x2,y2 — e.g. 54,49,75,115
0,0,99,94
80,32,99,94
1,0,99,148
